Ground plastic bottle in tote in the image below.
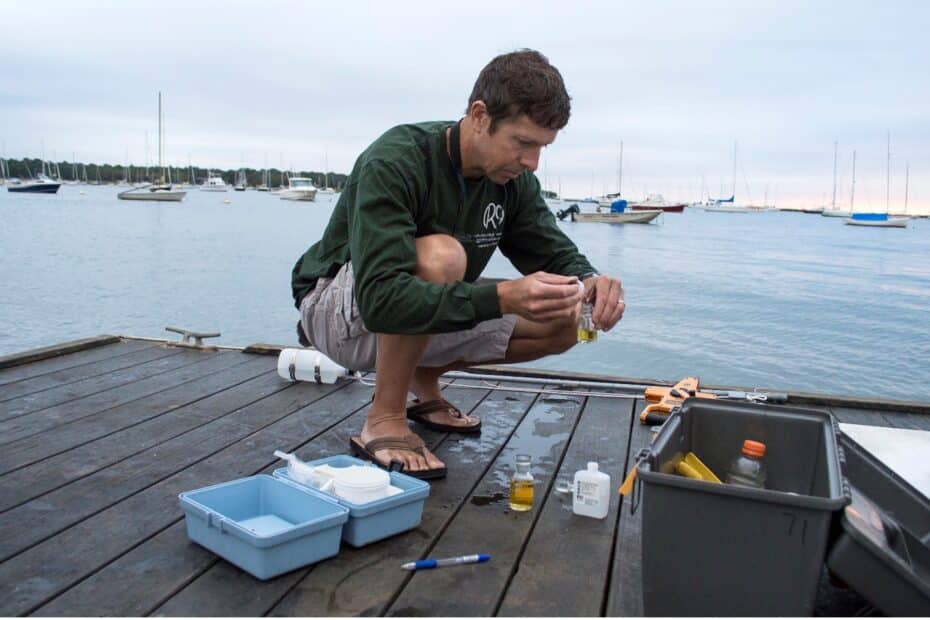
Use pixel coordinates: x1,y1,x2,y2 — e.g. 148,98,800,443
725,440,768,489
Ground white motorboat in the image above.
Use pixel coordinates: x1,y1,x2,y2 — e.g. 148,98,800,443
571,209,662,224
279,177,318,201
7,173,61,194
201,172,228,191
556,203,661,224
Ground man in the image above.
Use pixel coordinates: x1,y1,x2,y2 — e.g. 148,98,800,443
292,49,625,478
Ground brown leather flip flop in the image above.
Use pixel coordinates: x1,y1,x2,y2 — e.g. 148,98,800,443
349,434,447,480
406,398,482,434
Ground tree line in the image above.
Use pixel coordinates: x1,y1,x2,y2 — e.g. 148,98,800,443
0,157,347,189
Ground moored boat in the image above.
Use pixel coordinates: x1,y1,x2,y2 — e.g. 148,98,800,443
628,193,686,212
7,173,61,194
279,176,318,201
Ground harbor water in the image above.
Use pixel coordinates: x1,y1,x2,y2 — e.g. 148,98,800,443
2,185,928,401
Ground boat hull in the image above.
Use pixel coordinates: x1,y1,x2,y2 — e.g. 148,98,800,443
279,189,317,201
571,209,662,224
844,218,908,228
118,189,186,202
629,204,685,213
8,182,61,194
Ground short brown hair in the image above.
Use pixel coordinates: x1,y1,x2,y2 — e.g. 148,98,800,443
467,49,571,133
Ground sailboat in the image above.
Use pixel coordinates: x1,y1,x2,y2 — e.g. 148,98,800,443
234,169,247,191
257,168,270,191
118,93,186,202
318,151,336,194
822,142,851,217
703,141,754,212
845,133,907,228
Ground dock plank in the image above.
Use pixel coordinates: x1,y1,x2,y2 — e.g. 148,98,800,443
831,406,895,427
0,344,183,402
0,357,277,511
0,335,119,371
385,388,583,616
497,392,634,616
0,380,368,616
605,399,649,617
0,347,193,421
0,340,152,386
0,350,242,446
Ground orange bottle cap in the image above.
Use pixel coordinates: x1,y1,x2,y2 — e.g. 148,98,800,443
742,440,766,458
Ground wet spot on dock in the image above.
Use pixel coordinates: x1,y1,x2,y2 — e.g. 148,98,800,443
470,492,505,506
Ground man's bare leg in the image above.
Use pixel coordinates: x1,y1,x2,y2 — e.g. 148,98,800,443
358,234,467,473
407,314,578,427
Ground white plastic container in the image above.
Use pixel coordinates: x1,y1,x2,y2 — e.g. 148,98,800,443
331,465,391,504
276,348,349,384
573,462,611,519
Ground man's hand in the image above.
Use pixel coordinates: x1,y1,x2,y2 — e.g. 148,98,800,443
497,272,583,323
583,274,625,331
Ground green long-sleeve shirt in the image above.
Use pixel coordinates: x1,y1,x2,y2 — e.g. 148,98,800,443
291,121,597,334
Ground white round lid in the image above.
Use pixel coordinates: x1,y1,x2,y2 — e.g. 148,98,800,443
333,465,390,489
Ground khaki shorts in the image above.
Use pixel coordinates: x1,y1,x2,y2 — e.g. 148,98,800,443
299,263,518,371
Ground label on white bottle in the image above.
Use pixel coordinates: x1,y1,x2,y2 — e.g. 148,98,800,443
576,480,600,505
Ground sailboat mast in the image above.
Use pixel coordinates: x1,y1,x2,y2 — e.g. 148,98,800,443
618,140,623,195
158,91,164,181
731,140,737,199
831,141,837,210
850,150,856,212
904,162,909,214
885,131,890,214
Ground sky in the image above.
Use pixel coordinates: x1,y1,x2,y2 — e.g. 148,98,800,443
2,0,929,211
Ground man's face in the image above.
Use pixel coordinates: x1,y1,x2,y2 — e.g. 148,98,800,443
474,112,558,184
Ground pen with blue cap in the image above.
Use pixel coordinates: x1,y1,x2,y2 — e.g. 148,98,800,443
401,553,490,570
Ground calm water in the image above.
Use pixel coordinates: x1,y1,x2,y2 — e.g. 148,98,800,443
2,185,928,401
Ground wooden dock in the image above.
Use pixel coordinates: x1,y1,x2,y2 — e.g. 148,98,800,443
1,335,926,616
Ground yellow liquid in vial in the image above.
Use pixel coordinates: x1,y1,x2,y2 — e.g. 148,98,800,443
509,479,535,511
577,327,597,343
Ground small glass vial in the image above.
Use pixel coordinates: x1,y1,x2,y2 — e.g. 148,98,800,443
509,454,535,511
577,301,597,343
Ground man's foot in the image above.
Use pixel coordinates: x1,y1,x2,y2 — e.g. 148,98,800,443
406,399,481,433
408,369,481,432
354,413,446,477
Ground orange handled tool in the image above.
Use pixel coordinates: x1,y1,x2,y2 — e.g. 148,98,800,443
639,376,716,425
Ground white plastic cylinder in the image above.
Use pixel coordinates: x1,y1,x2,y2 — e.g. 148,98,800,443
276,348,348,384
331,466,390,504
572,461,611,519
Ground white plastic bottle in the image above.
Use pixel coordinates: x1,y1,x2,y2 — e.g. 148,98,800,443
573,462,610,519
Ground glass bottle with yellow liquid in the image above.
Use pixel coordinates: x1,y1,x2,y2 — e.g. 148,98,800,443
509,454,535,511
577,300,597,343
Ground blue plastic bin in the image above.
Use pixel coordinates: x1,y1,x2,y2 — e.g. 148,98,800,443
178,474,349,580
274,455,430,547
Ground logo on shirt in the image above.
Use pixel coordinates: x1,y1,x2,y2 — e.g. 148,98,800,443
483,202,504,230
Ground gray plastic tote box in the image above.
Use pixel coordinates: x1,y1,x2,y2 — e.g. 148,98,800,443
826,431,930,615
634,400,848,616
